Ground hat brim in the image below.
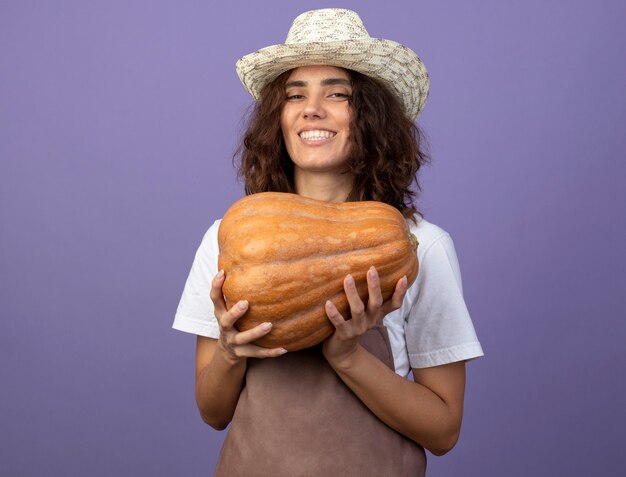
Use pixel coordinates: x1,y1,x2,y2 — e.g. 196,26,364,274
236,38,429,120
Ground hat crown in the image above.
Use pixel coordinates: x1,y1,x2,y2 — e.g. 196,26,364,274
236,8,429,119
285,8,370,44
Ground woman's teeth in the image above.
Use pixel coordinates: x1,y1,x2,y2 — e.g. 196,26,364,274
299,130,335,141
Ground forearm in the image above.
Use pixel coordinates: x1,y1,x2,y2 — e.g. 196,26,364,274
195,344,247,430
326,345,461,454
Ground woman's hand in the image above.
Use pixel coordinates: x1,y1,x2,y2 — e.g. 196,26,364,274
195,270,286,430
320,267,464,453
211,270,287,363
323,266,408,366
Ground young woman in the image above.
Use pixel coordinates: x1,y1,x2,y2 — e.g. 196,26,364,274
174,9,483,476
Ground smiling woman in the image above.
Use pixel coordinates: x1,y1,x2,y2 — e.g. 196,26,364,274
281,66,353,200
173,8,483,476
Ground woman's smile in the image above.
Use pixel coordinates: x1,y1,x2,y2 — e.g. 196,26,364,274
298,129,337,143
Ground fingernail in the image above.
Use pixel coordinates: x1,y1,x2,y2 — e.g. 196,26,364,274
261,322,272,331
277,348,288,355
216,270,224,279
369,266,378,278
346,274,355,286
238,300,248,310
401,276,408,287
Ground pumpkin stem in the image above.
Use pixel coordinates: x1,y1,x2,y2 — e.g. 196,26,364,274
409,232,419,251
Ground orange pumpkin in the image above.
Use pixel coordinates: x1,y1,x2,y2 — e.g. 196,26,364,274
217,192,419,351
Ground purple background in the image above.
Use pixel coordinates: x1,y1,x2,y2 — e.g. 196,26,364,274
1,1,625,475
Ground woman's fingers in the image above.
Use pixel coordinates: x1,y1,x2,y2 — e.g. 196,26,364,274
325,300,347,328
390,275,409,308
223,322,288,359
342,268,409,324
324,271,410,362
232,343,288,359
219,302,288,357
210,270,228,316
219,299,249,330
210,271,287,359
380,275,409,316
343,274,365,318
228,321,273,346
366,266,384,314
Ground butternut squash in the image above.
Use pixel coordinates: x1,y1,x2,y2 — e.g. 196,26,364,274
218,192,419,351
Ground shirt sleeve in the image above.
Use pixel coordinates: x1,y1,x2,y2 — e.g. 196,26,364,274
404,232,484,368
172,220,221,338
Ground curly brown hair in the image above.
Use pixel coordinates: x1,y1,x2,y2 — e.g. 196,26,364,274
235,68,430,219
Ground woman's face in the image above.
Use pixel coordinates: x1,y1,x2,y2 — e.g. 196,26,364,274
280,65,353,176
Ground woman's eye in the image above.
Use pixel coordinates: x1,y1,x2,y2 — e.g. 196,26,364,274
329,92,350,99
286,94,304,100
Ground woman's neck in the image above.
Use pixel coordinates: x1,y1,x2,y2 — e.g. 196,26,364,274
294,170,354,203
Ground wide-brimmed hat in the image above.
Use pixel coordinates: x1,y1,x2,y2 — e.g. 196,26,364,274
235,8,429,121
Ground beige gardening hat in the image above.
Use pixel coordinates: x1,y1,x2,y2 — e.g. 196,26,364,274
235,8,429,121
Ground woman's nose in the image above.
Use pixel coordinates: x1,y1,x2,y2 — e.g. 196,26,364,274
302,95,325,119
